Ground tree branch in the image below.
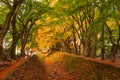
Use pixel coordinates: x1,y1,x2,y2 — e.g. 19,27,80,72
1,0,12,9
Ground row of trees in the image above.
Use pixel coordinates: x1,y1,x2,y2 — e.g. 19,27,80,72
0,0,119,62
37,0,120,62
0,0,50,61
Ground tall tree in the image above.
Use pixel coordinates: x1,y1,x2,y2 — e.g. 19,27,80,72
0,0,24,59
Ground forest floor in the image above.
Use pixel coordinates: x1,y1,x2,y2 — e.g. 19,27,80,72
0,57,26,80
44,56,74,80
48,52,120,79
65,52,120,68
4,54,74,80
0,51,120,80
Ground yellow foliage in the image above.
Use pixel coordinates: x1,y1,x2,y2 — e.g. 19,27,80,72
106,20,116,27
35,24,68,50
35,20,43,25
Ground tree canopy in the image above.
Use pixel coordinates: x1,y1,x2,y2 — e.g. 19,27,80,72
0,0,120,62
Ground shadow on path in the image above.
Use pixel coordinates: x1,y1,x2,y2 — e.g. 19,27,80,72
6,55,46,80
5,54,75,80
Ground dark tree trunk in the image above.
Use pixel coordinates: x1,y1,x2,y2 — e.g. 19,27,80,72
72,21,78,55
63,40,71,53
10,36,19,59
83,42,87,56
111,45,118,62
0,0,24,59
92,44,97,58
101,26,105,60
101,48,105,60
0,9,15,56
0,45,4,59
78,44,81,55
10,12,19,59
87,40,92,57
54,42,61,51
20,36,26,57
92,34,97,58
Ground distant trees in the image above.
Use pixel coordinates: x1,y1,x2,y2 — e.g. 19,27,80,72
37,0,120,62
1,0,119,62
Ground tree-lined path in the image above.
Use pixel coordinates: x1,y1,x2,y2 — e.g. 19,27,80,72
0,52,120,79
0,0,120,79
4,54,74,80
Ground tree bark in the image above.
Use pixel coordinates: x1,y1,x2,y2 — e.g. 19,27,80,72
10,37,19,59
111,45,118,62
10,11,18,59
20,34,26,57
72,22,78,55
101,26,105,60
92,34,97,58
0,0,24,58
63,40,71,53
0,9,15,56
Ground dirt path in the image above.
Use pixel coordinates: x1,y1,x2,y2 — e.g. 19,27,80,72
44,57,75,80
0,54,75,80
0,58,26,80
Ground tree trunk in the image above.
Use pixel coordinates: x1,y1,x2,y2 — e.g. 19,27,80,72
78,44,81,55
111,45,118,62
0,44,3,59
20,36,26,57
75,29,82,55
82,42,87,56
87,40,92,57
10,36,19,59
54,42,61,51
92,34,97,58
0,10,14,56
0,0,24,58
73,34,78,55
101,26,105,60
63,41,71,53
72,22,78,55
10,11,18,59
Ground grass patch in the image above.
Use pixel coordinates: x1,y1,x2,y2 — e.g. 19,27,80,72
49,52,120,80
